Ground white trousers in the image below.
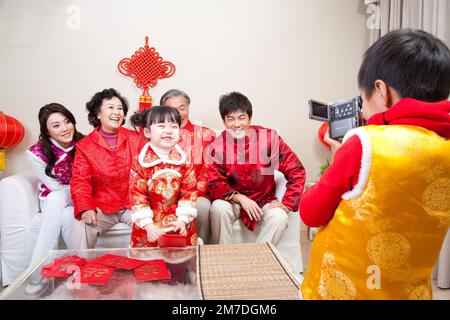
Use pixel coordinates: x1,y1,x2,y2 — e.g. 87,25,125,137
30,188,75,266
210,199,289,246
195,197,212,244
71,209,133,249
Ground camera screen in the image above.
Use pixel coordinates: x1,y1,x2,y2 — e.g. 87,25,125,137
329,117,355,140
308,100,329,121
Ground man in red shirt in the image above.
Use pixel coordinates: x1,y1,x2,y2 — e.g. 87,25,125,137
160,89,216,243
208,92,306,245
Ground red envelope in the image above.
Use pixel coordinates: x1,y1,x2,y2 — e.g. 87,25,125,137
89,254,146,270
134,260,171,282
73,263,116,285
54,255,86,266
41,262,79,278
157,233,187,248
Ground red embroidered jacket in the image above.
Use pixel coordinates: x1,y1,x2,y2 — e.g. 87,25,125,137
179,120,216,198
208,125,306,231
129,143,198,248
70,127,144,219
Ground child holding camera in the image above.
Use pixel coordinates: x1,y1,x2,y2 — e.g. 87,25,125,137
300,29,450,300
128,106,198,248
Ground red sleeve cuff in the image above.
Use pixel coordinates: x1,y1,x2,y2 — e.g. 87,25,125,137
299,135,362,227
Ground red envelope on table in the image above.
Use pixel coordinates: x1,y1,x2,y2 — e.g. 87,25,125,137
134,260,171,282
41,255,87,278
73,263,116,285
41,263,78,278
157,233,187,248
54,255,86,266
89,254,146,270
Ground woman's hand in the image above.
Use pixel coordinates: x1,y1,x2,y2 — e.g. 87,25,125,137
144,224,164,243
171,220,187,236
81,210,98,226
232,194,263,221
324,127,342,155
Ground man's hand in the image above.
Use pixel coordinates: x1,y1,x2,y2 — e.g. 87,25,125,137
324,127,342,155
81,210,98,226
267,200,290,213
232,194,263,221
170,220,187,236
144,224,164,243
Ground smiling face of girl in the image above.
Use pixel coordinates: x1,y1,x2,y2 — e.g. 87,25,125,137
144,120,180,151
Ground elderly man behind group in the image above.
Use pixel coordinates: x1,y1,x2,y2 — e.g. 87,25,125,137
160,89,216,243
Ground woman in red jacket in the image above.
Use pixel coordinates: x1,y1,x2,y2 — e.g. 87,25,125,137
70,88,143,249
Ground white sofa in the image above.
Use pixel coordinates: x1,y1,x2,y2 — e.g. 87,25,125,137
0,170,303,286
0,172,130,286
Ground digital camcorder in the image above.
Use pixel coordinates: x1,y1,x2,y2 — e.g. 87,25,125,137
308,96,363,141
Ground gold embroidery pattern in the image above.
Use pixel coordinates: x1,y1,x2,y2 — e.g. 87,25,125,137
161,214,177,228
349,180,375,221
190,233,198,246
425,163,445,183
422,178,450,215
408,285,431,300
151,171,181,200
318,253,356,300
139,265,161,275
83,267,108,278
366,215,393,234
367,232,411,270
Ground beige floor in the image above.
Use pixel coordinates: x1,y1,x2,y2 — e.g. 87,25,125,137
300,229,450,300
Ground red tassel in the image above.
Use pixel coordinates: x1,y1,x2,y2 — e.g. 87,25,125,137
139,95,152,111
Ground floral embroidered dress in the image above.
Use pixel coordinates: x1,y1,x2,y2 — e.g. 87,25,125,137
26,138,75,199
129,142,198,248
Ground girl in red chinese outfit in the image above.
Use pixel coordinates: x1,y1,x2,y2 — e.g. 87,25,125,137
129,106,198,248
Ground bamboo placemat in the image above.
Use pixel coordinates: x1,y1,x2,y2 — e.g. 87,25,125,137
196,243,301,300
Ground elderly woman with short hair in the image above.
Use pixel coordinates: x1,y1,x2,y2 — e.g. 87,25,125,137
71,88,144,249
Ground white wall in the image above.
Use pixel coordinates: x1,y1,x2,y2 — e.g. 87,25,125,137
0,0,369,182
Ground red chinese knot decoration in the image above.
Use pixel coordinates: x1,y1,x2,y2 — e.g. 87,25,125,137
118,36,176,111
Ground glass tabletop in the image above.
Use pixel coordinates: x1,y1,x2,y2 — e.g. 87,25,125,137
0,247,201,300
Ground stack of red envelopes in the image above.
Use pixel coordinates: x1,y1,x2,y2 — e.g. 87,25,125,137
73,262,116,285
40,254,172,285
41,255,86,278
89,254,147,270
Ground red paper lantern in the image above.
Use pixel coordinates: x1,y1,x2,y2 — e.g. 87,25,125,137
318,122,331,149
0,112,25,148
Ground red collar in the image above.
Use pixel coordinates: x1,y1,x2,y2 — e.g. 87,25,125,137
183,120,194,132
367,98,450,138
